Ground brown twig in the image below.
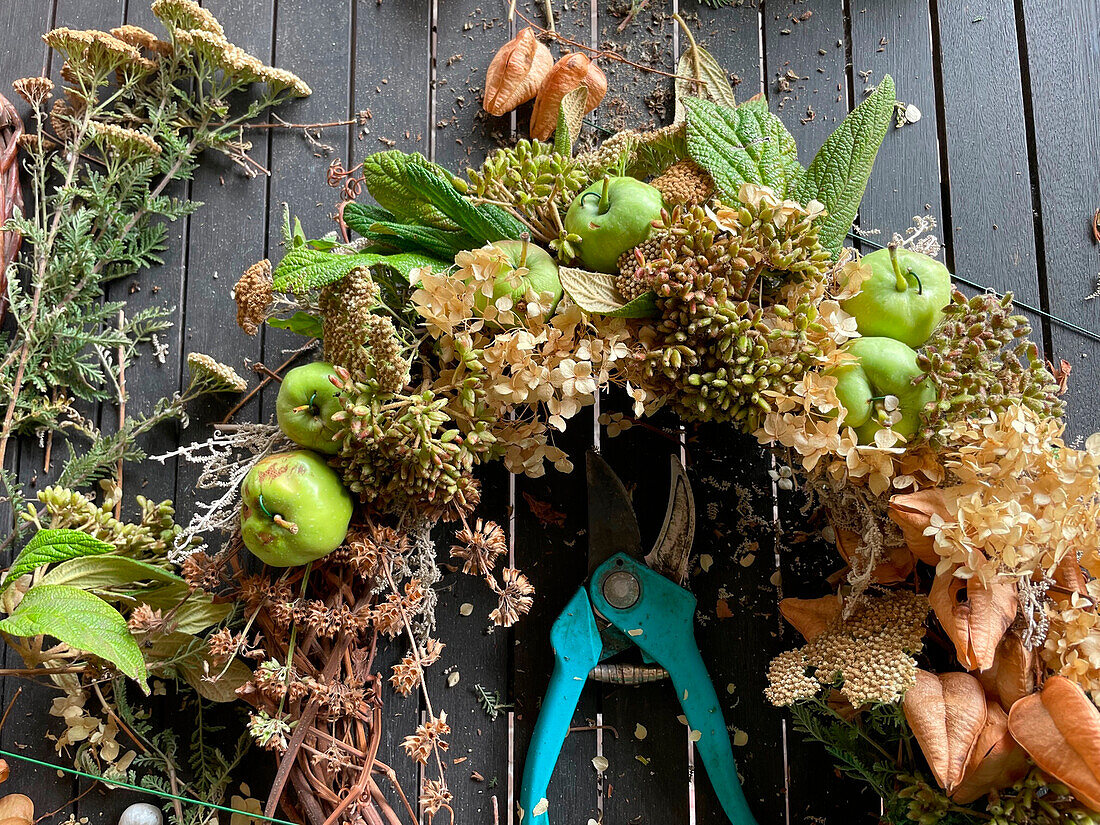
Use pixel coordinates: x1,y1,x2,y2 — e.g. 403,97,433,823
515,10,707,83
617,0,650,33
36,783,98,824
220,346,314,424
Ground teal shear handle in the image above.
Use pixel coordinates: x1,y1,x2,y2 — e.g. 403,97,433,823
588,555,758,825
518,587,603,825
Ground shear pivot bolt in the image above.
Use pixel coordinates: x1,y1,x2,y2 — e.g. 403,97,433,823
602,570,640,609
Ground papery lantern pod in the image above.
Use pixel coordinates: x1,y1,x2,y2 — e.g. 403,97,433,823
903,669,988,793
887,488,952,565
530,53,607,141
929,568,1017,672
779,594,841,642
833,526,914,584
978,632,1037,711
483,28,554,116
0,794,33,825
1008,675,1100,811
950,700,1030,804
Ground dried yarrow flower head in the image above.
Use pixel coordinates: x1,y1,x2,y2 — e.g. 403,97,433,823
917,290,1064,442
186,352,248,394
89,120,161,159
109,24,173,57
402,711,450,763
765,590,929,707
650,159,714,207
12,76,54,108
151,0,225,37
491,567,535,627
42,28,153,80
928,404,1100,584
451,519,507,577
233,259,274,335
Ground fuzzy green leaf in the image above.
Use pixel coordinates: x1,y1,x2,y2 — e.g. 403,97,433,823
2,529,115,591
554,86,588,156
405,163,527,243
0,584,148,690
559,267,659,318
38,556,183,590
793,75,896,255
685,96,804,201
360,151,457,229
272,246,447,294
136,584,233,635
267,311,324,338
674,46,737,124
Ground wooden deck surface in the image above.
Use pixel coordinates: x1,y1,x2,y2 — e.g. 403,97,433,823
1,1,1099,823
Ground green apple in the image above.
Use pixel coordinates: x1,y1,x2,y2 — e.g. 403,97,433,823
240,450,353,567
564,176,664,273
840,245,952,348
276,362,343,454
472,239,562,320
831,336,935,443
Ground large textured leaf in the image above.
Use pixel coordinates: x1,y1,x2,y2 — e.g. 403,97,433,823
0,584,148,690
272,246,447,294
137,584,233,634
405,164,527,243
38,556,183,590
144,631,251,703
554,86,588,156
2,529,114,591
559,267,659,318
674,45,737,124
360,151,457,229
793,75,895,255
685,96,804,201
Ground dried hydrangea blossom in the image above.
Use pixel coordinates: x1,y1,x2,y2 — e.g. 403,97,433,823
927,405,1100,584
1043,589,1100,702
765,590,929,707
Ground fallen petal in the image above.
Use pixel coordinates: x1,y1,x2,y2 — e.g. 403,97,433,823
779,595,841,642
888,488,951,565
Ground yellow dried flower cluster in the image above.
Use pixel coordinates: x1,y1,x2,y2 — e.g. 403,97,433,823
43,27,156,77
186,352,248,394
927,405,1100,583
109,24,173,57
765,590,929,707
89,120,161,159
412,246,633,477
1043,588,1100,702
12,76,54,107
150,0,225,37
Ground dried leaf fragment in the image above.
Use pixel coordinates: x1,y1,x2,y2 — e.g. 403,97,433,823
483,28,553,116
530,53,607,141
778,595,841,642
888,488,949,565
929,569,1017,671
1008,675,1100,811
902,669,987,793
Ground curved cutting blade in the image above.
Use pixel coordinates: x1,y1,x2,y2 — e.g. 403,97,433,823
644,455,695,585
586,451,643,575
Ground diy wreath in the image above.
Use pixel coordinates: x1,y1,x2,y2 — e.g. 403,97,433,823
1,3,1098,825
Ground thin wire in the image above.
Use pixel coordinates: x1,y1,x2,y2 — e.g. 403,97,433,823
0,748,297,825
847,231,1100,345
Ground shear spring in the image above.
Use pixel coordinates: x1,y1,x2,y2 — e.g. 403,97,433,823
589,663,669,685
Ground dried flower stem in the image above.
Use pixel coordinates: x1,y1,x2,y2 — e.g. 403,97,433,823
221,346,313,424
115,310,127,520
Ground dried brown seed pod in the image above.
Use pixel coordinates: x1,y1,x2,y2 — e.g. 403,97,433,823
903,669,988,793
950,700,1030,804
529,52,607,141
483,27,553,117
929,567,1018,672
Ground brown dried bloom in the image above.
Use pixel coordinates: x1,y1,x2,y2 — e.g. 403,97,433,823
110,25,173,57
389,639,445,697
128,604,169,635
420,778,453,819
234,259,274,335
402,712,450,763
180,550,221,591
207,627,238,667
12,76,54,107
765,590,929,707
491,568,534,627
451,519,507,577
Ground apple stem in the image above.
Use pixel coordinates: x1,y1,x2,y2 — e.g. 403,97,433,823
598,175,611,214
273,514,299,534
519,232,530,269
887,242,908,292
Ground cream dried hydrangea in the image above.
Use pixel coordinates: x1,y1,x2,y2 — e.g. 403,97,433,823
765,590,929,707
1043,588,1100,703
926,405,1100,584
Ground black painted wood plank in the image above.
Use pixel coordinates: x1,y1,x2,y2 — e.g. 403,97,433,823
351,2,433,818
430,3,516,820
1019,0,1100,440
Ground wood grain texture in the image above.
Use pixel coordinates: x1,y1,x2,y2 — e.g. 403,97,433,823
1020,0,1100,440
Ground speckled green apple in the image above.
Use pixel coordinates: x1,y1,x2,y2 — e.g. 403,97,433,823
472,239,563,321
276,362,343,454
831,336,935,443
840,246,952,348
564,176,664,273
240,450,353,567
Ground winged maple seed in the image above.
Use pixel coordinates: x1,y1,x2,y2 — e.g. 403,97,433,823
483,27,553,117
903,669,987,794
1008,675,1100,810
929,568,1017,672
530,52,607,141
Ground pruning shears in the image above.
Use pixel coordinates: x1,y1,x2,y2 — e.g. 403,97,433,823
518,452,759,825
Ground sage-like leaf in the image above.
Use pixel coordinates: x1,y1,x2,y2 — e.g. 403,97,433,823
2,529,114,592
0,584,148,690
272,246,446,294
142,630,251,703
674,45,736,125
38,556,183,590
137,583,233,634
793,74,895,255
266,310,324,338
685,97,804,201
559,267,659,318
554,86,589,156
